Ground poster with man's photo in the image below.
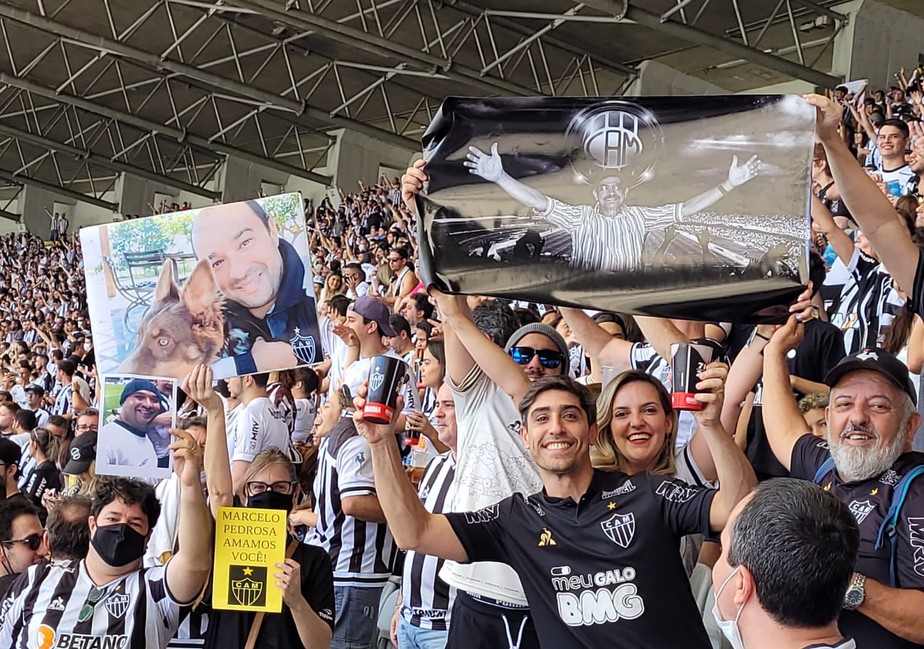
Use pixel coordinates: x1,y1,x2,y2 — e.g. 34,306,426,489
81,193,323,380
415,96,816,322
97,375,177,481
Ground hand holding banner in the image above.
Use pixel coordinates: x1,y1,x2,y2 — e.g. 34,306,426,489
213,506,288,613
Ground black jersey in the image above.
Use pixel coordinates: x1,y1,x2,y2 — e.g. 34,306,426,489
791,434,924,648
445,469,715,649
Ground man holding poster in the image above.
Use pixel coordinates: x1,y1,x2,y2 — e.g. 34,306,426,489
192,199,322,376
463,141,761,272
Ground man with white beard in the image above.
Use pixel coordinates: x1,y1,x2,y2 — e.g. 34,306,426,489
762,316,924,649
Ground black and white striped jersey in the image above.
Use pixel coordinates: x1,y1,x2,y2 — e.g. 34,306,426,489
0,559,184,649
400,453,456,630
309,419,397,585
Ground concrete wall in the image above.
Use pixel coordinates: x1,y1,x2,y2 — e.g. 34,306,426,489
625,59,729,95
218,156,291,204
327,128,415,193
843,0,924,89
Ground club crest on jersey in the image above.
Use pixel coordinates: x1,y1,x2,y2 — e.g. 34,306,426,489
601,511,635,548
848,499,875,524
105,592,130,618
290,328,317,364
370,366,385,393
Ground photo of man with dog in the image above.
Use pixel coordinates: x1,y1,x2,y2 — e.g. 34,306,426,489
80,193,323,382
96,375,176,480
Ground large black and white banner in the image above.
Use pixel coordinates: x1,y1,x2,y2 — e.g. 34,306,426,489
415,96,815,322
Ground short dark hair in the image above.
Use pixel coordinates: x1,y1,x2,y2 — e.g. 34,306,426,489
727,479,859,628
389,314,412,339
329,295,351,318
57,359,76,377
248,372,270,389
15,409,36,432
412,293,435,321
294,367,319,395
880,118,910,139
0,402,20,416
393,246,409,260
519,375,596,426
179,415,207,430
47,495,91,560
472,299,518,348
0,498,39,542
47,415,69,430
91,478,161,532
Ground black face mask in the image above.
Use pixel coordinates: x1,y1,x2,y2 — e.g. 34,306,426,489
247,491,294,514
91,523,146,567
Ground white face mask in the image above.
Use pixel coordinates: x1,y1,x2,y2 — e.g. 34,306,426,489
712,565,745,649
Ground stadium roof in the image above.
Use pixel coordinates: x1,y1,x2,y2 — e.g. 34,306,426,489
0,0,884,212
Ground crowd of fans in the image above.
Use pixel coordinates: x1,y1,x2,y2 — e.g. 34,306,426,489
1,73,924,649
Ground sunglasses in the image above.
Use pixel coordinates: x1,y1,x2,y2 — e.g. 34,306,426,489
509,346,564,369
78,585,107,623
3,533,42,551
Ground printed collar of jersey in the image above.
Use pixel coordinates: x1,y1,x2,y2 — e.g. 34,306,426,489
537,469,622,506
112,419,150,439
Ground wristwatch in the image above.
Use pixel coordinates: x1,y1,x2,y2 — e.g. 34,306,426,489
843,572,866,610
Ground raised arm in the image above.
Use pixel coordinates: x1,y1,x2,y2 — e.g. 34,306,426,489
681,155,760,219
184,365,232,518
464,143,551,212
760,316,811,471
634,317,689,364
432,289,530,404
165,426,213,603
806,94,920,295
559,307,633,370
430,291,477,386
720,326,768,437
693,363,757,532
354,393,467,561
811,193,855,267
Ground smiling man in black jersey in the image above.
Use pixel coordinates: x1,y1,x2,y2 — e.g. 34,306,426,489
357,369,756,649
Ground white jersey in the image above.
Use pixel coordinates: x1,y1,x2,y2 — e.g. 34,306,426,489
230,396,290,464
97,421,161,476
0,559,183,649
293,397,317,445
441,366,541,605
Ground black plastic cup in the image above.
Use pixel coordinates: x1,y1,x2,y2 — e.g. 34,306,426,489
670,343,714,411
363,356,408,424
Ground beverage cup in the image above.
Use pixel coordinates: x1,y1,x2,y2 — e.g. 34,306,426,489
670,343,714,411
363,356,408,424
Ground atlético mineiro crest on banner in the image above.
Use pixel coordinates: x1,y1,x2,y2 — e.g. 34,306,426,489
601,511,636,548
290,327,316,364
370,366,384,393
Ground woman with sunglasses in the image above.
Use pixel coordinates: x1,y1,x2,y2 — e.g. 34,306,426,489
592,369,722,575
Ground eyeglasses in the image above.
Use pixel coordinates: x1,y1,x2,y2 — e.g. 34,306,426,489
509,347,564,369
2,533,43,551
78,585,107,623
75,424,96,432
387,257,401,263
246,481,296,495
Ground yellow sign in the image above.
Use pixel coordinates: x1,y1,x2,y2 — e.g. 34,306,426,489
213,506,287,612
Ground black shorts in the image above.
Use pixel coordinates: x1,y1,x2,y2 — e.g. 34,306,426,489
446,590,539,649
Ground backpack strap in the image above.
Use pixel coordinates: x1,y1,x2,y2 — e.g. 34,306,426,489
874,466,924,588
812,457,837,485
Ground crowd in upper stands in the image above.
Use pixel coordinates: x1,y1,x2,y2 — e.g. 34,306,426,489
1,69,924,649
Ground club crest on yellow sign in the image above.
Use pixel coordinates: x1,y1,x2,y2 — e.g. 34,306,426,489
213,507,287,612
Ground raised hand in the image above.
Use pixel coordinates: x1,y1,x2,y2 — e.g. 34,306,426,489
170,427,203,487
182,364,221,411
351,380,402,446
401,159,427,212
803,94,843,143
693,362,728,428
464,143,505,183
726,154,761,188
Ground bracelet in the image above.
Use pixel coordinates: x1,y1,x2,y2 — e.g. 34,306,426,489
754,332,770,342
717,184,728,196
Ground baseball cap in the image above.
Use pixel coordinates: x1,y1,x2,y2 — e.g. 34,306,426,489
24,383,45,396
64,431,97,474
0,438,20,474
823,347,917,406
351,296,397,337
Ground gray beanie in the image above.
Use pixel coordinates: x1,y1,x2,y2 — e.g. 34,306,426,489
504,323,570,375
